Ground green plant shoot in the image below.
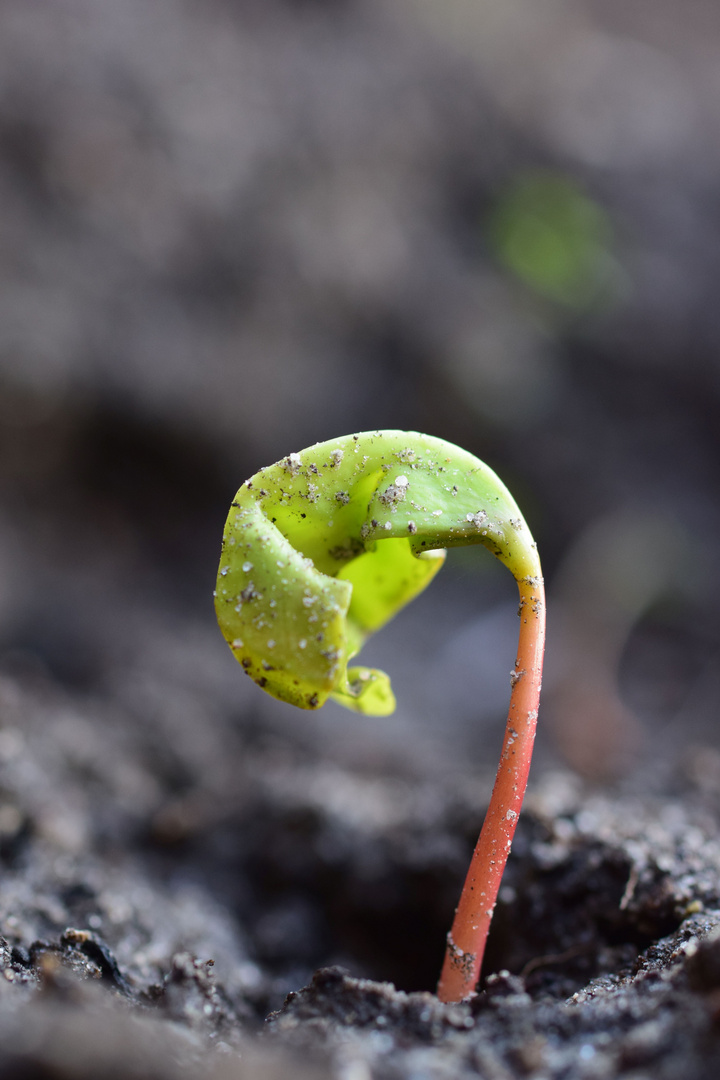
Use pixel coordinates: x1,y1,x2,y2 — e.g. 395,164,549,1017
215,431,545,1002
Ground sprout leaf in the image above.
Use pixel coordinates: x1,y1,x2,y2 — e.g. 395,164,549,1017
215,430,537,715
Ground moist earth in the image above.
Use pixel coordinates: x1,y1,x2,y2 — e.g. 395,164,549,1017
1,673,720,1079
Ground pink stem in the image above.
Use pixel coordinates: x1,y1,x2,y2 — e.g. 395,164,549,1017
437,574,546,1003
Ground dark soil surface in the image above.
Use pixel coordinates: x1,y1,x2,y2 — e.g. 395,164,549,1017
2,668,720,1079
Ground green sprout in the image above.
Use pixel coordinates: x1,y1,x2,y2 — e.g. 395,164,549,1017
215,431,545,1002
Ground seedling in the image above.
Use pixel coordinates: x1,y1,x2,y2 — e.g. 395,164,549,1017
215,431,545,1002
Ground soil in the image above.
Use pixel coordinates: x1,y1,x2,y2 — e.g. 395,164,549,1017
2,666,720,1079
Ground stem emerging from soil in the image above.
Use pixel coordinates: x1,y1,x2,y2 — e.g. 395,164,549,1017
437,573,546,1003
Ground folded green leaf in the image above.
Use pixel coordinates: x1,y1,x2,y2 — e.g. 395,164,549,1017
215,430,539,715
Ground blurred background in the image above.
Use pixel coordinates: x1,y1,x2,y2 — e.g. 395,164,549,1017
0,0,719,795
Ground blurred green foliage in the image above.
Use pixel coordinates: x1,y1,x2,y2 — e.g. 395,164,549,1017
489,172,616,309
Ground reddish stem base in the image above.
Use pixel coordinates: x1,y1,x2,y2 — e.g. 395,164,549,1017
437,574,546,1003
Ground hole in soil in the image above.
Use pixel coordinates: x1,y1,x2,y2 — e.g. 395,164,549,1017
147,792,685,1001
484,817,684,997
228,804,455,993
